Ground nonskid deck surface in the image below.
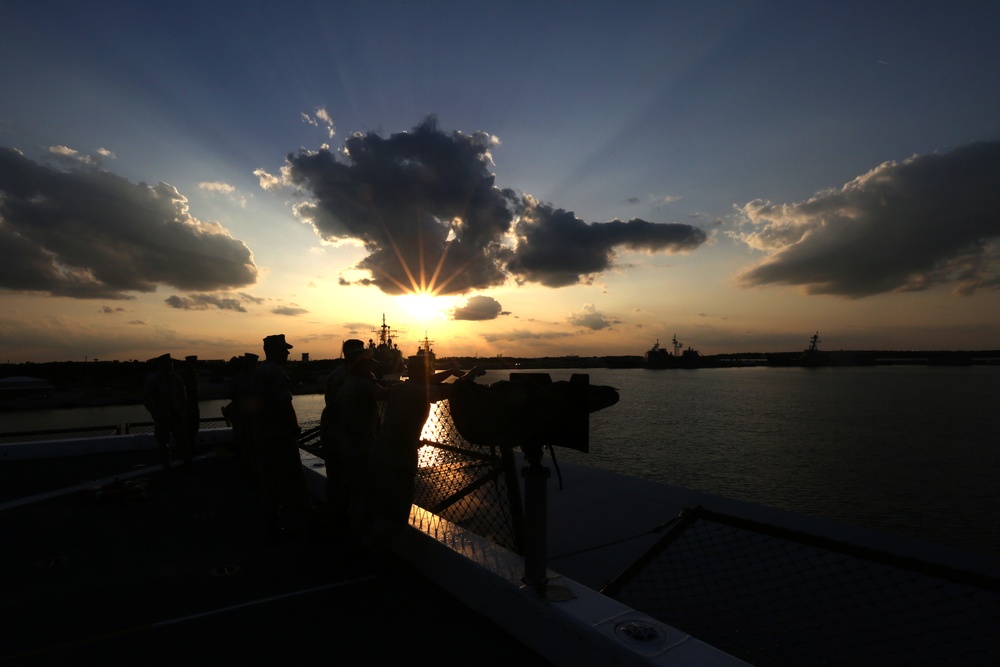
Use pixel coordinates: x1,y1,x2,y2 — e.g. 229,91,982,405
1,451,552,666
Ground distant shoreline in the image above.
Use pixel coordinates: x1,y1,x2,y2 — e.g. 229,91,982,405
442,350,1000,369
3,352,998,414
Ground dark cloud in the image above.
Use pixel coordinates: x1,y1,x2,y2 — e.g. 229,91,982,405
507,199,708,287
736,141,1000,297
451,295,508,321
339,276,376,287
0,147,258,299
284,117,516,296
274,117,707,294
165,293,252,312
272,306,309,316
568,304,619,330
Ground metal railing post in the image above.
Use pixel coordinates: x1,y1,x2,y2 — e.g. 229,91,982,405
521,443,551,587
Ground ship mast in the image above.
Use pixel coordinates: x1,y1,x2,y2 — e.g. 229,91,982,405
372,313,405,347
420,332,434,355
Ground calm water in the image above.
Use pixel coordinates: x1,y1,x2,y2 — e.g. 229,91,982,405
4,366,998,556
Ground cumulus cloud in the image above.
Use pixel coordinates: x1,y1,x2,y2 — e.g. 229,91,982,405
198,181,236,195
281,116,514,296
47,145,116,169
568,303,619,330
0,147,259,299
253,166,288,192
48,145,83,159
451,295,508,321
269,116,708,295
302,106,336,139
199,180,246,207
164,293,256,312
734,141,1000,297
508,199,707,287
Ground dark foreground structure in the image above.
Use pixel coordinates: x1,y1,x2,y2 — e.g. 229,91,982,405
4,386,999,666
2,450,551,666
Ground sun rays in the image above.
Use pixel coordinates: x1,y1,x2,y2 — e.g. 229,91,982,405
365,221,475,324
375,219,475,299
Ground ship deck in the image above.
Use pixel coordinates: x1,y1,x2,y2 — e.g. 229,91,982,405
2,450,553,666
4,429,999,666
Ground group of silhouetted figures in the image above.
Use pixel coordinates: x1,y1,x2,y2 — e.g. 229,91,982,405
144,333,485,551
143,334,618,553
317,338,485,551
141,353,202,472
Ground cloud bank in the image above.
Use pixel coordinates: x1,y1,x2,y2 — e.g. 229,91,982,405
509,199,707,287
0,147,258,299
735,141,1000,297
267,116,708,295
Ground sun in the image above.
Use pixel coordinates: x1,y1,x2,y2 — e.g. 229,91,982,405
396,291,464,326
398,290,440,323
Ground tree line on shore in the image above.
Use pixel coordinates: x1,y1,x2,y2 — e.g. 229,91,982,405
4,347,999,391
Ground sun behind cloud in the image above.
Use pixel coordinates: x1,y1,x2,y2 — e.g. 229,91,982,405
396,290,467,326
398,291,441,324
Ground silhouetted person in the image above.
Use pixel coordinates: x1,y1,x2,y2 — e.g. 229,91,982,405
142,353,192,471
360,358,484,550
180,355,200,450
333,340,389,538
223,352,258,461
250,334,317,543
320,339,365,532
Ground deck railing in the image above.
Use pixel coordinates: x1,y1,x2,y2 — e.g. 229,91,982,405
0,417,231,444
3,400,542,561
297,400,526,555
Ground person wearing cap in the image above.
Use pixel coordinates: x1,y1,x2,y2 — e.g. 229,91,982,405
250,334,318,543
333,338,390,538
359,358,485,551
142,353,192,471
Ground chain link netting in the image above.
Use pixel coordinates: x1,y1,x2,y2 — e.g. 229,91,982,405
412,399,524,552
602,506,1000,666
299,399,524,553
3,405,523,554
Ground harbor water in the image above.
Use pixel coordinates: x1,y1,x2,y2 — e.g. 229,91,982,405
3,365,998,557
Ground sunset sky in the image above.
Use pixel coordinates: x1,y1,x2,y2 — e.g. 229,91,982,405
2,1,998,363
